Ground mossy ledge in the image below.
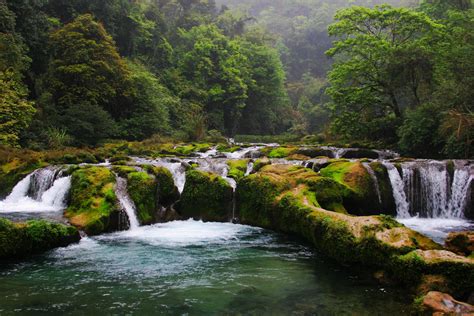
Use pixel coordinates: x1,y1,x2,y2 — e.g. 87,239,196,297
0,218,80,260
236,164,474,299
113,165,180,224
177,170,233,222
65,166,122,235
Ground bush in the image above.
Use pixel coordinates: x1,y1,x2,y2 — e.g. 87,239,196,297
398,104,444,158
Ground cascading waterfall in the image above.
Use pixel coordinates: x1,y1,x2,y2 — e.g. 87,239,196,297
0,167,71,213
385,163,411,218
115,177,140,230
245,162,254,176
28,167,63,200
385,161,472,219
448,167,473,218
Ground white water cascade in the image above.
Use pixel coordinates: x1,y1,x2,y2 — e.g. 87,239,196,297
385,163,411,218
115,177,140,230
385,161,472,219
0,168,71,213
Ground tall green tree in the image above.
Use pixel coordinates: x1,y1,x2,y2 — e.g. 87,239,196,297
0,71,35,147
43,14,131,145
177,24,248,136
326,5,441,143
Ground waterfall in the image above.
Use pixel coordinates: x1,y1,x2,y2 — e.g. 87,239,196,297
384,161,472,219
385,163,411,218
448,167,473,218
0,168,71,213
245,162,254,176
4,174,33,203
115,177,140,230
29,166,63,200
363,163,382,205
40,176,71,208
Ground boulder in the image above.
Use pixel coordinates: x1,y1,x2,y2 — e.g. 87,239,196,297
296,147,335,158
341,149,380,159
319,161,385,215
0,218,80,260
227,160,249,181
177,170,233,222
421,291,474,315
445,232,474,256
65,166,122,235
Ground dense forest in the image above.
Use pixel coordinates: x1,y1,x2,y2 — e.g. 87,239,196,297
0,0,472,158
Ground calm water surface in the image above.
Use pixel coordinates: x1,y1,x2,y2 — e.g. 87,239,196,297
0,220,411,315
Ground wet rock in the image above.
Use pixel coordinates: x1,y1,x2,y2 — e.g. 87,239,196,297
341,149,379,159
0,218,80,260
244,150,264,159
296,148,335,158
176,170,233,222
445,232,474,256
422,291,474,315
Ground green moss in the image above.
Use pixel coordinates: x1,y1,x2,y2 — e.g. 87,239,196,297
217,144,242,153
227,160,248,181
175,143,211,156
177,170,233,222
127,172,157,225
143,166,179,207
378,215,403,229
253,158,271,172
267,147,297,158
0,218,80,260
112,165,137,178
65,166,120,235
304,176,351,213
320,161,381,215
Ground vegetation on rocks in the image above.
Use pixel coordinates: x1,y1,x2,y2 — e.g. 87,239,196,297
65,166,120,235
0,218,80,260
227,160,248,181
177,170,233,222
237,164,474,298
319,161,387,215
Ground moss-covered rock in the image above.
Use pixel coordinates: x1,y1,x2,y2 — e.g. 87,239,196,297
263,146,298,158
296,147,335,158
113,165,180,225
319,161,383,216
236,164,474,298
253,158,271,173
65,166,121,235
227,160,248,181
0,218,80,260
177,170,233,222
369,162,397,216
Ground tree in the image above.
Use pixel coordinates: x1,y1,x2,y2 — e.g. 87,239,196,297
326,5,441,143
118,61,171,140
177,24,248,136
43,14,131,145
237,37,290,135
0,71,35,147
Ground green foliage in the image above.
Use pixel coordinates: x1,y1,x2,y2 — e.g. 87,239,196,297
0,71,35,147
0,218,80,260
326,5,441,144
118,61,171,140
177,170,234,222
66,166,119,235
398,103,444,158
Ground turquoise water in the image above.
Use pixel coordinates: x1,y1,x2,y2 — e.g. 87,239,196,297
0,220,410,315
